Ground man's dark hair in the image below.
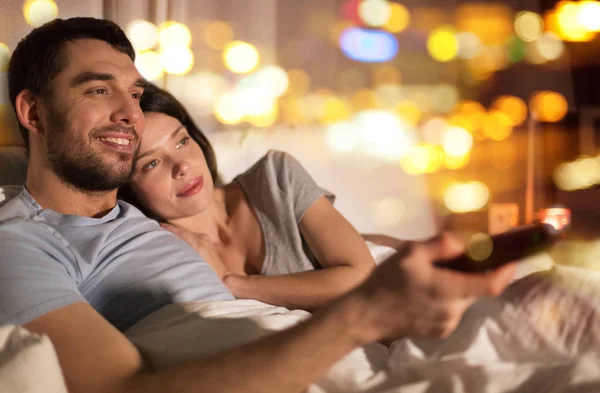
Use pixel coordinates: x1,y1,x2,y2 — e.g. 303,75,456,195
7,17,135,150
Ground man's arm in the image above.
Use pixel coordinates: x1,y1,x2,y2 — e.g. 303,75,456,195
24,234,516,393
24,296,364,393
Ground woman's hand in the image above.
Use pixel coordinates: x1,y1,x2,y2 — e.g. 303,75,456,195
160,223,229,279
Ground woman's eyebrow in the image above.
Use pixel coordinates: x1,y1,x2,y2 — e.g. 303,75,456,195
138,125,185,160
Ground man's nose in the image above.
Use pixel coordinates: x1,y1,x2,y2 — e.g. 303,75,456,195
111,91,142,126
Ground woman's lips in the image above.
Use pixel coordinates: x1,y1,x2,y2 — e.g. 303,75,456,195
177,176,204,197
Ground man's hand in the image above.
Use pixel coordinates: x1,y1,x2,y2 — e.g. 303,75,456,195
160,223,230,279
348,233,516,343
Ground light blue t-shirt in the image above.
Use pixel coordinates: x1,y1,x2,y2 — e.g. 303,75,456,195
0,188,233,331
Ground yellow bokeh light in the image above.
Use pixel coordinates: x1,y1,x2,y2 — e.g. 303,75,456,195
319,95,352,125
126,20,159,51
395,100,421,126
454,100,486,116
530,91,568,122
0,43,9,72
514,11,544,42
400,144,443,175
467,233,494,261
442,126,473,157
421,117,447,145
529,32,565,63
281,97,308,126
202,20,234,50
215,93,245,125
444,181,490,213
160,46,194,75
252,65,289,98
444,153,471,169
223,41,260,74
134,50,164,81
554,2,596,42
447,115,475,133
428,26,459,62
554,156,600,190
383,3,410,33
483,110,513,141
23,0,57,27
158,21,192,48
469,45,510,75
492,95,528,126
578,1,600,32
248,102,279,128
455,4,514,46
358,0,392,27
286,68,311,96
355,110,415,161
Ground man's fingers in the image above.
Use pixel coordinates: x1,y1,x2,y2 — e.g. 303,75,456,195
413,232,466,265
432,262,517,298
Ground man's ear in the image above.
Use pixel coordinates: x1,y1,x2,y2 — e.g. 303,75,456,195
15,90,44,136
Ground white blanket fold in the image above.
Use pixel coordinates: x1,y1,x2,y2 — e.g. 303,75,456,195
125,266,600,392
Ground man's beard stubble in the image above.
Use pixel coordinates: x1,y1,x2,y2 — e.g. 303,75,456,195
45,103,140,193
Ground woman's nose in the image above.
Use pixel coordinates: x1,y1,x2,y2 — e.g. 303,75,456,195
173,161,190,178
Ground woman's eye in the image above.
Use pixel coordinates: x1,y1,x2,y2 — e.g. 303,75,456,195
176,136,190,149
143,159,159,170
132,92,143,100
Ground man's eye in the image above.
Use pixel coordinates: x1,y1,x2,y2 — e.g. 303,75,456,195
143,159,159,170
90,88,108,94
132,92,142,99
176,137,190,149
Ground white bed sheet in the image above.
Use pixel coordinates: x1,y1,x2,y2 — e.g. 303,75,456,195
125,263,600,392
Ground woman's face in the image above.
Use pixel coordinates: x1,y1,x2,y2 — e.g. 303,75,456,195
129,112,214,220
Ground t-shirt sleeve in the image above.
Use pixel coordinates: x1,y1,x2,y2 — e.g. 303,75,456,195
0,220,85,325
268,150,335,222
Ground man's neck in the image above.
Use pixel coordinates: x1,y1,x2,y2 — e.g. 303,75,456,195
25,164,119,218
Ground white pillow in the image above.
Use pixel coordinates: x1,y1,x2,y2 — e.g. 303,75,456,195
0,325,68,393
0,147,27,186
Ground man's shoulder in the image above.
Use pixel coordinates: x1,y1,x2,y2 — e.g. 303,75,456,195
0,187,33,222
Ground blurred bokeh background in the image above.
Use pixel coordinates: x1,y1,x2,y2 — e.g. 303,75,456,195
1,1,599,257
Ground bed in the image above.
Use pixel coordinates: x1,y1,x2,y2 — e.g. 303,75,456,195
1,146,600,392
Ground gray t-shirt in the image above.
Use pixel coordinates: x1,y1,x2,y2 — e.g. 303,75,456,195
0,188,233,331
235,150,334,276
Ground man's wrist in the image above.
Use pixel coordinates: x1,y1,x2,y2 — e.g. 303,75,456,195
314,289,384,348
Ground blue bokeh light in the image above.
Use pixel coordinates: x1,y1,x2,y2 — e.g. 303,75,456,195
340,27,399,63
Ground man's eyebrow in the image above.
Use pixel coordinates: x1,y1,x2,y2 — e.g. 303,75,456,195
70,72,114,87
138,125,186,160
134,78,147,89
69,73,146,89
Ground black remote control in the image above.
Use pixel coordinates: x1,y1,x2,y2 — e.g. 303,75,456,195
434,223,559,273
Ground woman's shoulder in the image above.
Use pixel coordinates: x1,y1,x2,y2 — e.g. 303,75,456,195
238,150,302,178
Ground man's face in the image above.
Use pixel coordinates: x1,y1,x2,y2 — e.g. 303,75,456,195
39,39,146,192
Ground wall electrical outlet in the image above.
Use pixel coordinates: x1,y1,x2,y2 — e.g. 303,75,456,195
488,203,519,235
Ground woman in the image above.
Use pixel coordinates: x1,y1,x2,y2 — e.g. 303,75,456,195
120,84,377,310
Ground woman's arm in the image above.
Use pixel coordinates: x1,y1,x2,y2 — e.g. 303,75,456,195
224,196,376,310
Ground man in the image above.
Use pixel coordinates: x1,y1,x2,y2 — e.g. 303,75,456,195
0,17,516,393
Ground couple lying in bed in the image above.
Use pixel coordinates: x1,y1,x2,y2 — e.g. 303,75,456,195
8,17,598,393
119,83,382,310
